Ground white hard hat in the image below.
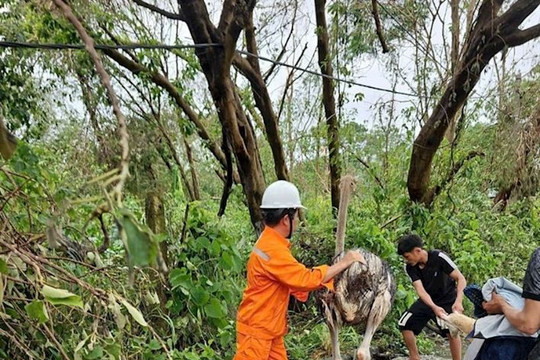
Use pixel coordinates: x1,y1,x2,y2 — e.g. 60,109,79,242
260,180,306,209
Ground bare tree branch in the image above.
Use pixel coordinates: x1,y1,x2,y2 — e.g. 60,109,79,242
132,0,185,21
504,24,540,47
102,48,229,172
179,0,266,229
353,155,384,190
276,44,308,122
263,0,298,82
218,128,233,217
233,19,290,180
427,151,485,203
371,0,389,53
496,0,540,30
52,0,129,206
183,138,200,200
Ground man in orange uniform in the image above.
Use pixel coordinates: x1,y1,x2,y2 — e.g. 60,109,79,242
234,180,365,360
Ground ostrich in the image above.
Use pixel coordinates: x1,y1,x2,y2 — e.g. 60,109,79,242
317,175,396,360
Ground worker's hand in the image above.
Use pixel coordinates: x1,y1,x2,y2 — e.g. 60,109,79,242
344,250,365,265
433,306,448,319
482,292,505,314
452,302,464,314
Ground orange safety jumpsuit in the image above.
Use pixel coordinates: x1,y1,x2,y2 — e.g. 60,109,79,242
234,226,334,360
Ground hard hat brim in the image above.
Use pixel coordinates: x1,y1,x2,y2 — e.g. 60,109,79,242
260,205,307,210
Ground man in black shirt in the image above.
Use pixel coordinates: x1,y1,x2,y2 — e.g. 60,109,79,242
397,234,467,360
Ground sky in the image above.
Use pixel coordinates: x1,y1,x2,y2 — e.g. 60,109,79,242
181,0,540,133
7,0,537,140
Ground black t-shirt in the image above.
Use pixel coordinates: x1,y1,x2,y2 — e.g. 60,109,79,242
522,247,540,301
406,250,458,304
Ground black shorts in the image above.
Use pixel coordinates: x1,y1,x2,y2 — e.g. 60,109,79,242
397,299,454,336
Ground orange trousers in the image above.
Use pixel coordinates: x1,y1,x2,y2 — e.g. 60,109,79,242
233,333,287,360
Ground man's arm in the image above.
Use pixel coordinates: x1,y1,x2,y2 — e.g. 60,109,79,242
321,250,365,283
412,280,447,318
449,269,466,313
492,294,540,335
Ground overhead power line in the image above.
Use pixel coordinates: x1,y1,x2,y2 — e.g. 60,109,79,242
0,40,415,97
0,40,221,51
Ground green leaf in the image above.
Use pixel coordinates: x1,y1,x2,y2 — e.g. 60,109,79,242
108,297,126,330
121,299,148,327
219,252,233,270
204,298,226,319
41,285,83,308
192,236,210,252
85,346,103,360
117,210,158,267
0,259,8,274
190,286,209,307
25,300,49,323
209,240,221,257
184,353,200,360
169,268,191,290
104,343,121,360
147,339,161,351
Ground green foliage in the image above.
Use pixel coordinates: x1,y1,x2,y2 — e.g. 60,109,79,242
41,285,84,308
0,0,538,359
117,209,160,268
25,300,49,324
165,202,244,358
327,0,429,57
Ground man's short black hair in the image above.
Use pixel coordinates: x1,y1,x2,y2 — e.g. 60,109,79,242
262,208,297,226
397,234,424,255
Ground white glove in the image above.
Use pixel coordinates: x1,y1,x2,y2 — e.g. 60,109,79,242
436,316,449,330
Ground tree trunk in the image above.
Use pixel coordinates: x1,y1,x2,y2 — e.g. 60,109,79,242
184,138,201,201
0,117,17,161
145,191,169,309
408,0,540,204
178,0,266,230
237,17,289,180
314,0,342,214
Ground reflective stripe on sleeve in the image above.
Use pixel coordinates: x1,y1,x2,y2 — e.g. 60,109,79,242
253,247,270,261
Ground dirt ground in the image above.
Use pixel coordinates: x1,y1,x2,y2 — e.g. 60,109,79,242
321,334,471,360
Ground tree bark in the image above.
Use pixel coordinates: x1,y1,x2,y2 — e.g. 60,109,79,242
178,0,266,230
371,0,389,53
408,0,540,204
444,0,461,143
0,117,17,161
145,191,169,309
236,18,289,180
183,138,201,201
314,0,342,214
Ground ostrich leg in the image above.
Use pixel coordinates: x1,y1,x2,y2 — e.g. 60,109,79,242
355,291,392,360
322,300,343,360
